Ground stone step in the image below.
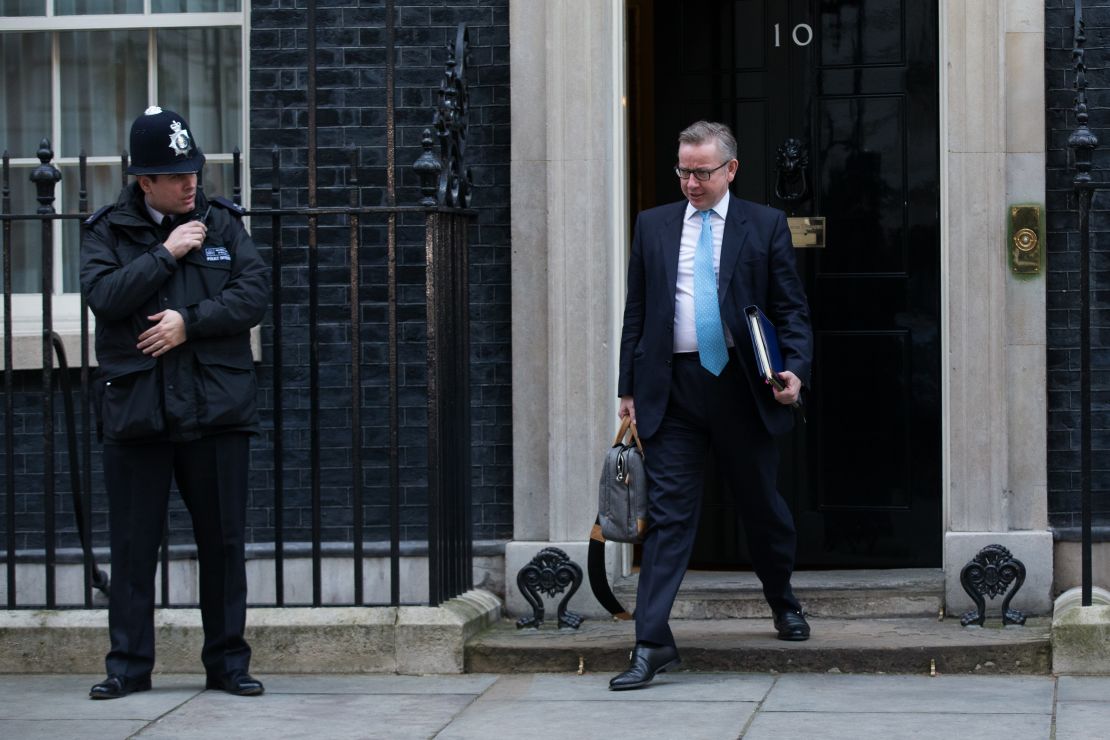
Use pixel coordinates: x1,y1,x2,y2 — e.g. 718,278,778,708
613,569,946,619
465,616,1052,676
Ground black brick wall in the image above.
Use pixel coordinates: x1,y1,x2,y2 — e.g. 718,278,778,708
1047,0,1110,532
246,0,512,543
1,0,512,555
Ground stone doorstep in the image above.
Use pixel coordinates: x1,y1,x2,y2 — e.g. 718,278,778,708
465,617,1053,676
0,589,501,675
614,568,947,619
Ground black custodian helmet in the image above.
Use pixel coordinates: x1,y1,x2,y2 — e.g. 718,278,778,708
126,106,205,175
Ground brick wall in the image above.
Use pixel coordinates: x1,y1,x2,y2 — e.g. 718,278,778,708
247,0,512,543
1046,0,1110,533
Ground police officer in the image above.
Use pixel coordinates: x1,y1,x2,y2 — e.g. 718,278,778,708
82,107,268,699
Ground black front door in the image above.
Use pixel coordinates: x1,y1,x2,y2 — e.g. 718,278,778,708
628,0,941,568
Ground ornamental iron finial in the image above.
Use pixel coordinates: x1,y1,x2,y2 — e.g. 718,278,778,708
30,138,62,215
413,128,442,207
431,24,473,208
1069,2,1099,187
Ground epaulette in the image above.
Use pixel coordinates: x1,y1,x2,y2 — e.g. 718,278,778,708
210,196,246,217
84,204,113,226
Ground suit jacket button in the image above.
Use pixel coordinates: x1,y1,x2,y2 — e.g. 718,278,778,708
666,360,672,367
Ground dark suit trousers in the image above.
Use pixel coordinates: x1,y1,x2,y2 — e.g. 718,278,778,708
635,352,801,647
103,432,252,679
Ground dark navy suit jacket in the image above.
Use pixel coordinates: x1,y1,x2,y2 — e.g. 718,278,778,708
618,194,813,439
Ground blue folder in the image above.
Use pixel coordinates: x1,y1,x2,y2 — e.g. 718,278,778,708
744,305,786,391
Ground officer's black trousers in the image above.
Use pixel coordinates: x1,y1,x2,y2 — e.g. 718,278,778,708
103,432,252,680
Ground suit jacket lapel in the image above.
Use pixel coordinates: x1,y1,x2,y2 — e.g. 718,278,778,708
718,194,749,306
662,201,686,299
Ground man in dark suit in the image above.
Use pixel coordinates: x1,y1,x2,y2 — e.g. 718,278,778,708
611,121,813,691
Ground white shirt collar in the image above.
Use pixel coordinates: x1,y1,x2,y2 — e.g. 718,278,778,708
684,189,730,223
145,200,168,226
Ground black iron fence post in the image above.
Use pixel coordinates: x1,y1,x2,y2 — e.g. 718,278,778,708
270,146,285,606
386,0,402,608
30,139,62,608
2,151,14,608
425,23,475,605
1069,0,1099,608
78,151,93,607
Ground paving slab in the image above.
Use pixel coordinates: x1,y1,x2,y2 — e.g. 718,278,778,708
0,674,201,720
1056,675,1110,702
515,672,775,702
134,691,477,740
0,719,152,740
437,697,758,740
260,674,499,695
1055,702,1110,739
744,711,1052,740
762,674,1055,714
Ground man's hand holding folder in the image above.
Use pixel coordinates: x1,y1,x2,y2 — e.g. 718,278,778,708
770,369,802,407
745,305,803,409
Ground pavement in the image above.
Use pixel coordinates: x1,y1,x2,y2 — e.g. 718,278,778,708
2,672,1107,739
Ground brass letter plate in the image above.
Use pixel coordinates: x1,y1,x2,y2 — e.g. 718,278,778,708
1009,205,1042,274
788,216,826,248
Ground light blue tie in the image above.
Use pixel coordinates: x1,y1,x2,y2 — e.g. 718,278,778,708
694,210,728,375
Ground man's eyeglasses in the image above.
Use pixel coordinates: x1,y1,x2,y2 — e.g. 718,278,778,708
674,161,729,182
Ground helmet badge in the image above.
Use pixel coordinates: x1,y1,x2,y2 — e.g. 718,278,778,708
168,120,193,158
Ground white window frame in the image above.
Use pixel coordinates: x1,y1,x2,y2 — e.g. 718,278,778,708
1,1,250,369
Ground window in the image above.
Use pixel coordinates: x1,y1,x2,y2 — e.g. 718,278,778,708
0,1,246,345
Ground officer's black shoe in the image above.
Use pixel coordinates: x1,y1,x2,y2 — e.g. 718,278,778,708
773,610,811,641
609,643,681,691
89,674,152,700
206,671,265,696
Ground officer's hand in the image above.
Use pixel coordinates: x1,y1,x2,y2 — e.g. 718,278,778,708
619,396,636,426
138,310,187,357
772,370,802,406
163,220,207,260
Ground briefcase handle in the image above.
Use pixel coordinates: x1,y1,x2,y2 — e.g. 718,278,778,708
613,415,644,454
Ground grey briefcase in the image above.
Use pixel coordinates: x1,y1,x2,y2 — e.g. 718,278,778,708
597,416,648,544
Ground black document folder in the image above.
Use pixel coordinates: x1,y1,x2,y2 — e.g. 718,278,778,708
744,305,786,391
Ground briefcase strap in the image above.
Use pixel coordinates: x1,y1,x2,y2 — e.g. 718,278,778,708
587,518,633,620
613,416,644,454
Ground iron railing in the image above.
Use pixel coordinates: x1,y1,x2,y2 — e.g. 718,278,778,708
1069,0,1099,607
1,14,476,610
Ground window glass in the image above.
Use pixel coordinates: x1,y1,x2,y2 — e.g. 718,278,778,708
0,0,45,16
199,162,234,206
157,27,242,154
0,33,51,159
2,165,42,293
55,0,143,14
153,0,240,12
59,31,148,158
62,163,124,293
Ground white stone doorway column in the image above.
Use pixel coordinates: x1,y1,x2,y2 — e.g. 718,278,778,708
506,0,630,617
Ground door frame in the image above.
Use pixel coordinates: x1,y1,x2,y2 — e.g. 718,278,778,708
506,0,1053,615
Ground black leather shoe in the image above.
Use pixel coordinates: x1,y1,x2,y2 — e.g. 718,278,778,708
89,674,152,700
773,610,811,641
609,643,681,691
206,671,265,696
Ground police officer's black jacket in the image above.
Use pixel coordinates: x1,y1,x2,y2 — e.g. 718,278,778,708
81,183,269,442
